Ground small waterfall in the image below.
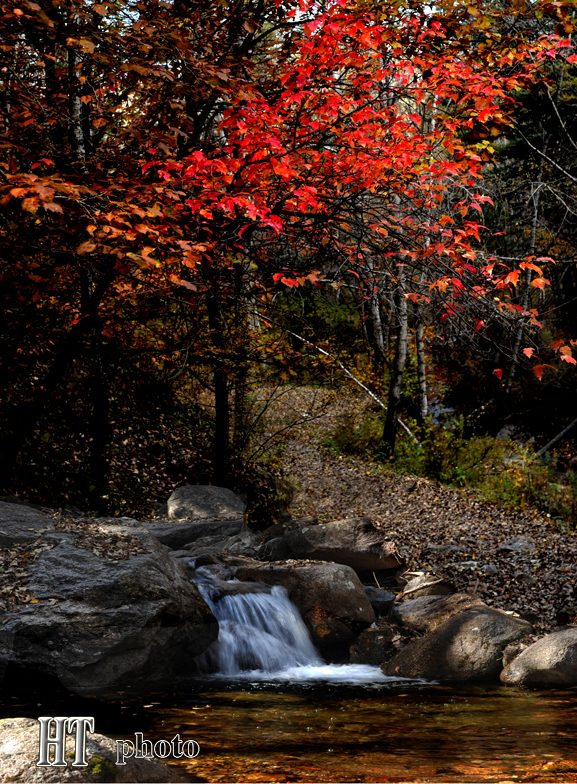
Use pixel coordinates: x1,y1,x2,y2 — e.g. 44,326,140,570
194,567,391,684
196,574,322,674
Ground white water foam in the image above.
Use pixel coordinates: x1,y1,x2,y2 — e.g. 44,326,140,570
216,663,392,684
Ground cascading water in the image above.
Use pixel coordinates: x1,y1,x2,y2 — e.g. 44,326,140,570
200,583,322,674
193,567,390,684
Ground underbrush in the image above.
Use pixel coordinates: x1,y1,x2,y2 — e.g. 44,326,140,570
323,409,577,527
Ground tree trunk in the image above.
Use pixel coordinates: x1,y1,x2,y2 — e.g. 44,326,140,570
416,316,428,426
204,267,231,485
382,266,408,454
506,150,545,392
0,264,113,489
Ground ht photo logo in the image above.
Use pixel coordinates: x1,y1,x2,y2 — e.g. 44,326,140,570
37,716,95,767
36,716,201,769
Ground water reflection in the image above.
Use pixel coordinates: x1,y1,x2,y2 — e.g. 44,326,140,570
142,683,577,782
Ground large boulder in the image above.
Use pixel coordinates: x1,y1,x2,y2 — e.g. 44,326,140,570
500,627,577,688
284,518,402,574
167,485,245,521
383,607,531,683
0,534,218,698
234,560,375,657
0,502,54,547
0,718,186,782
394,593,485,634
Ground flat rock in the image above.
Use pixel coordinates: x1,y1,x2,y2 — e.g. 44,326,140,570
0,717,186,782
398,572,454,599
167,485,245,520
144,518,244,548
501,627,577,687
498,536,535,554
0,502,54,547
383,607,532,683
394,593,485,633
284,517,403,573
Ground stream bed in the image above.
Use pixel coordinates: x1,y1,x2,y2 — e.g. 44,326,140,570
135,680,577,782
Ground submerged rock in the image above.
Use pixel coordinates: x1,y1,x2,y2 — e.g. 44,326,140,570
500,627,577,688
383,607,531,682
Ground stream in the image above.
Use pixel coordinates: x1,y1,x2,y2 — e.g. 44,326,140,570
139,566,577,782
3,568,577,781
138,682,577,782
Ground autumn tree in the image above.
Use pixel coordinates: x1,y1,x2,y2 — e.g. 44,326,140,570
1,0,574,509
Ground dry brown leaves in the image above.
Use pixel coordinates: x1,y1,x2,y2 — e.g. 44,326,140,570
271,386,577,632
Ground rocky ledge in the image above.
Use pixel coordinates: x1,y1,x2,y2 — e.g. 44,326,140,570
1,485,577,700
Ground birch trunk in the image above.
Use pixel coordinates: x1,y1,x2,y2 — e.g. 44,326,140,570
382,266,408,453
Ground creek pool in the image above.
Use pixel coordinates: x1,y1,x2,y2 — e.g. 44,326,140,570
3,677,577,781
125,679,577,782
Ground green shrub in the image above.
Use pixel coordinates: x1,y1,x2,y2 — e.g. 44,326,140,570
323,408,577,527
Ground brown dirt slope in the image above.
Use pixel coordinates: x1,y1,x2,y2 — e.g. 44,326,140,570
267,386,577,632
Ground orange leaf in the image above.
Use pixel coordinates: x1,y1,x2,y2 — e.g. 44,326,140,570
522,347,535,358
531,277,550,289
77,241,97,254
533,364,552,381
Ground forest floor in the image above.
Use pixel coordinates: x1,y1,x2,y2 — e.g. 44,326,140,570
261,385,577,632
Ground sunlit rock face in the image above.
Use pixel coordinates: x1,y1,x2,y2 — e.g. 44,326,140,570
382,606,532,682
501,628,577,688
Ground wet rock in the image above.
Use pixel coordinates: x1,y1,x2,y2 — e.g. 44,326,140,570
349,621,395,665
394,592,485,634
500,627,577,688
383,607,532,683
284,517,403,573
167,485,245,520
0,718,187,782
235,560,375,657
0,535,218,698
0,502,54,547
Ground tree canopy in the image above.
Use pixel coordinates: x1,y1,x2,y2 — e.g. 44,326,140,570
1,0,576,514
